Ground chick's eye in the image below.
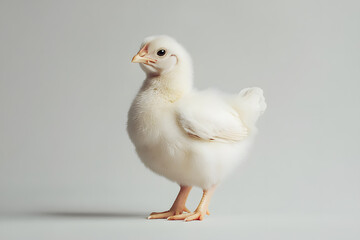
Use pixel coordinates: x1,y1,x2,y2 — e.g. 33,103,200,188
157,49,166,56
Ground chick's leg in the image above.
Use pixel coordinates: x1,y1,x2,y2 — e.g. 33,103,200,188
148,185,192,219
168,185,216,221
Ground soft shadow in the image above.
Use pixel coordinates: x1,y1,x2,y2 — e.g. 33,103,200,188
36,211,147,219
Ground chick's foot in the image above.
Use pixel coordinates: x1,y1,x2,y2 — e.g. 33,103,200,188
148,206,191,219
168,185,216,222
167,208,210,221
147,185,192,220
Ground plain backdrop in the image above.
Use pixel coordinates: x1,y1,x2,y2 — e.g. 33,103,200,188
0,0,359,239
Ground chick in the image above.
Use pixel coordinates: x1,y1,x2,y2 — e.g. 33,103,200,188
127,36,266,221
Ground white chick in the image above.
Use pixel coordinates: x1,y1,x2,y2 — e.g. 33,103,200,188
128,35,266,221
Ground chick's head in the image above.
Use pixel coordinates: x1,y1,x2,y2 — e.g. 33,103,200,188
131,35,191,76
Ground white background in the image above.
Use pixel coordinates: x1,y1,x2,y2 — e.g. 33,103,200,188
1,0,359,239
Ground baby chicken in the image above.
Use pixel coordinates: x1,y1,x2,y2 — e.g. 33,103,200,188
128,36,266,221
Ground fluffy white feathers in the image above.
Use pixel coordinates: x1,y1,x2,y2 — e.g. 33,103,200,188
177,90,248,143
128,36,266,189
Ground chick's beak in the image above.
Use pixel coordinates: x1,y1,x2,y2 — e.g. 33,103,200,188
131,54,157,64
131,44,157,64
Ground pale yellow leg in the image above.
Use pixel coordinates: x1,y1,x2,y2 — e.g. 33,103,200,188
168,185,216,222
148,185,192,219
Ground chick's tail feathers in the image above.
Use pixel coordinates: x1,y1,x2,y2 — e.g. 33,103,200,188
232,87,267,130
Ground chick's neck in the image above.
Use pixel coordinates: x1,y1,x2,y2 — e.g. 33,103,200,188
142,62,193,103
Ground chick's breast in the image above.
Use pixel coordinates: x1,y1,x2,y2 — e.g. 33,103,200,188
128,90,254,189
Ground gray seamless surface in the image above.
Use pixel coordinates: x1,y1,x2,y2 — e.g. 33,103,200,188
0,0,359,239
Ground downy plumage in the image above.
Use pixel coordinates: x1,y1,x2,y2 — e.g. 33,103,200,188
127,35,266,221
